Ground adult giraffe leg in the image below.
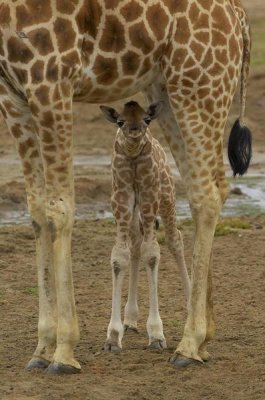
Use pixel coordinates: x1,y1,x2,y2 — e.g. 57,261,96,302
28,82,80,374
0,82,57,369
144,81,229,365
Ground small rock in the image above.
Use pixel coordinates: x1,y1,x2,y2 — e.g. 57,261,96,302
230,187,243,195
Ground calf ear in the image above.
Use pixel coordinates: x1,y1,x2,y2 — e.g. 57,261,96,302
100,105,119,123
146,102,163,120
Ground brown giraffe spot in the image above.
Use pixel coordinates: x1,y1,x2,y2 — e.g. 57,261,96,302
11,124,23,139
186,67,201,81
28,28,54,56
121,51,140,75
0,4,11,25
54,18,76,53
42,131,53,144
120,1,143,21
211,30,227,48
29,101,39,116
197,0,213,10
62,50,80,67
2,100,20,118
76,0,102,38
129,22,154,55
12,67,28,85
23,161,32,175
7,37,33,63
44,154,56,165
29,150,39,159
138,57,151,78
189,2,200,22
44,144,57,153
117,78,133,88
229,35,240,62
146,4,169,41
46,56,59,82
192,11,209,31
31,61,44,84
35,85,50,106
18,138,35,158
214,49,228,65
212,5,231,34
61,82,71,98
41,111,55,128
201,48,214,69
207,62,224,76
190,40,205,61
93,55,118,85
99,15,125,53
197,87,210,99
56,0,78,14
164,0,182,13
175,17,190,44
172,48,188,68
194,31,210,44
204,99,214,115
16,1,52,31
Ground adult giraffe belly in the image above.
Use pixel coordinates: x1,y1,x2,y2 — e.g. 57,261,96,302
74,51,162,104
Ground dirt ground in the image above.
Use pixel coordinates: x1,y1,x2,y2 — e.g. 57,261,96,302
1,1,265,399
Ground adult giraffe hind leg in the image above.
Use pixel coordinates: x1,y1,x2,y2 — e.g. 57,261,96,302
0,80,57,370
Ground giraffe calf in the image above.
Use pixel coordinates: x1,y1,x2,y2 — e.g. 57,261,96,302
100,101,190,352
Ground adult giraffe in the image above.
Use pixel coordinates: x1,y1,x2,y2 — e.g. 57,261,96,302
0,0,251,373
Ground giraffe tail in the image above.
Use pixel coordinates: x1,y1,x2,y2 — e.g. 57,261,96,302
228,11,252,176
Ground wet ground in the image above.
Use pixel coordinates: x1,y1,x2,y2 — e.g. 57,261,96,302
1,1,265,399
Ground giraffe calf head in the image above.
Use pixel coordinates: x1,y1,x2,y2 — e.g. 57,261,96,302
100,101,162,141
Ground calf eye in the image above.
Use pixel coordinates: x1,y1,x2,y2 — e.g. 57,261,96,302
144,117,151,125
117,120,125,127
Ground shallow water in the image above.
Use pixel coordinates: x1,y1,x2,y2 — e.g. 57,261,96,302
1,175,265,225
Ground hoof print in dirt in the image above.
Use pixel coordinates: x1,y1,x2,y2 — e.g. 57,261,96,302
149,339,167,351
46,362,81,375
26,357,50,371
104,342,122,353
169,354,202,368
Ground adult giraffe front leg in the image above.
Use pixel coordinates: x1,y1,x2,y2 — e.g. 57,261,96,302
0,82,57,370
28,81,80,374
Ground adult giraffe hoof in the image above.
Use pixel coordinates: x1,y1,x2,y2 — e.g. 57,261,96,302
46,362,81,375
169,354,202,368
26,357,50,371
149,339,167,350
104,342,122,353
124,324,139,334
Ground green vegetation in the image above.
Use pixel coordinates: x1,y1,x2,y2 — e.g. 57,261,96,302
215,218,251,236
24,287,38,296
250,18,265,66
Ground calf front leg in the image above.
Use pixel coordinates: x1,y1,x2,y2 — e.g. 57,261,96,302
105,243,130,352
142,239,166,350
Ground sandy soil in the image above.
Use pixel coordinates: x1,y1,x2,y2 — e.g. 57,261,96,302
1,1,265,399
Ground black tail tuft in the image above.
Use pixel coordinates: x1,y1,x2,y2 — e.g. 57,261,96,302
228,119,252,176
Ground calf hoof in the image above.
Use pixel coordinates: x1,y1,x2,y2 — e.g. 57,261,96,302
169,353,202,368
104,342,122,353
26,357,50,371
124,325,139,334
46,362,81,375
149,339,167,350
